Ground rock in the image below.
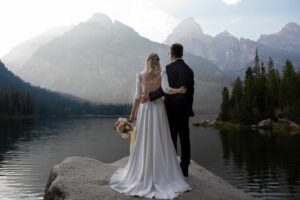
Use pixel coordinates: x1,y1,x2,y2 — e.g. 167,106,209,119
193,120,216,127
278,118,299,129
209,120,217,125
197,120,212,127
258,119,273,129
251,125,258,130
289,121,299,129
44,157,254,200
192,122,201,127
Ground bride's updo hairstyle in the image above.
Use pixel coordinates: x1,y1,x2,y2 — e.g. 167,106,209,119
145,53,161,81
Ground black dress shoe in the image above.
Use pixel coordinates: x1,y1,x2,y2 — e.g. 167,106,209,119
180,163,189,177
182,170,188,177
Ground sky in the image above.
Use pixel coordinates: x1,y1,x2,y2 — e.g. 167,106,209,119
0,0,299,57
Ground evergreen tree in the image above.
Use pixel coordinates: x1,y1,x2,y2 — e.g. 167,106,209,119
244,67,256,110
219,87,231,121
280,59,298,106
267,57,274,73
253,48,260,77
266,68,280,117
256,62,267,116
230,77,243,121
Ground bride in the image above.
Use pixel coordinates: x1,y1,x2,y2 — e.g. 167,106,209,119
109,53,191,199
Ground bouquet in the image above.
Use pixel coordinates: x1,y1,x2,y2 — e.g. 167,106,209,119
113,117,134,139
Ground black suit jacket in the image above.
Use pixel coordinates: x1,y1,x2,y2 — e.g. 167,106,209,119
149,59,195,117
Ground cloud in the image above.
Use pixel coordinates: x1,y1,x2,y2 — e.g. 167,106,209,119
222,0,241,5
0,0,181,57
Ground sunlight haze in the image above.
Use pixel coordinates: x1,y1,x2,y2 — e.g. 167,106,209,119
0,0,299,57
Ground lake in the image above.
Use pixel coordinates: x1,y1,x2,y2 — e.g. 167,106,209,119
0,116,299,200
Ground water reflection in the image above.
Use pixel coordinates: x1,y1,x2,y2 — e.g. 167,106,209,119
0,118,130,200
219,128,300,199
0,118,299,200
0,119,36,162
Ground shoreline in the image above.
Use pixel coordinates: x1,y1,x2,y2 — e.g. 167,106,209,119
0,114,128,120
193,119,300,134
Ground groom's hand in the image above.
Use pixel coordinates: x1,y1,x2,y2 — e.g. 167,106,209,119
140,94,150,104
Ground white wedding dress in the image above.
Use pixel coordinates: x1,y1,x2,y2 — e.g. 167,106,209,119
109,71,191,199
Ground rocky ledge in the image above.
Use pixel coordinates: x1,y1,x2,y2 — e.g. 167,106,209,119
44,156,254,200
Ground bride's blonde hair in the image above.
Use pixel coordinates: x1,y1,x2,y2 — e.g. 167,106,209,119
145,53,161,81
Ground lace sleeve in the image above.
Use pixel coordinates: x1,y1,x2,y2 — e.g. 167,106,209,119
134,72,142,99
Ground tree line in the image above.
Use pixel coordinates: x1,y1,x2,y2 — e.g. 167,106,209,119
0,90,131,118
0,59,131,118
0,91,35,117
219,49,300,124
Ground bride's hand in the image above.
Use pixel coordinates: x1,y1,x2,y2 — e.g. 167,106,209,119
178,86,187,94
140,93,150,103
129,113,136,122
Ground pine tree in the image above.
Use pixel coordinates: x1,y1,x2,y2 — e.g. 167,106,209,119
230,77,243,121
244,67,255,109
267,57,274,73
256,62,266,116
266,68,280,117
280,59,297,106
219,87,231,121
280,60,299,120
253,48,260,77
243,67,261,123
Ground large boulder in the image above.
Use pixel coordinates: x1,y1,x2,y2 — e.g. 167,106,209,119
44,156,254,200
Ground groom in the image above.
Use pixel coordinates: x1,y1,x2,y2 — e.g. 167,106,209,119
141,43,194,176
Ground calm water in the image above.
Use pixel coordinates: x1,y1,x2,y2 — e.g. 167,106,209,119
0,116,300,200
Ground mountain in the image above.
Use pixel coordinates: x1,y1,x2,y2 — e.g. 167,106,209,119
11,13,224,114
165,19,300,72
166,18,213,42
0,59,129,117
2,25,73,73
258,22,300,53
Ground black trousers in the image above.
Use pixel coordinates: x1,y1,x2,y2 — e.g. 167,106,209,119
166,107,191,168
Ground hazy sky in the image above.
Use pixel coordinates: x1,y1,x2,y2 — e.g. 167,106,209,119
0,0,299,57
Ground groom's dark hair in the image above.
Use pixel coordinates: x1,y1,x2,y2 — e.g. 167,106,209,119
170,43,183,58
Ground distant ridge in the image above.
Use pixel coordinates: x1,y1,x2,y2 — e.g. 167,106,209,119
9,13,224,114
165,18,300,72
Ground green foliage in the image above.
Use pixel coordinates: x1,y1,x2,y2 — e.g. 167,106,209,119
280,60,298,106
218,50,300,124
230,78,244,121
266,63,280,116
219,87,231,121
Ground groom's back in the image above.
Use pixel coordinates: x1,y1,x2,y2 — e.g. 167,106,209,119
166,59,192,87
165,59,194,116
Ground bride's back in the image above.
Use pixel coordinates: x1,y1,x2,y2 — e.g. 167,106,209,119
140,71,161,95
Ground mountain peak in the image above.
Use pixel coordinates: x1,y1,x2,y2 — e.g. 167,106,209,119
172,17,204,37
281,22,300,32
215,31,239,45
216,31,232,38
87,13,113,25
